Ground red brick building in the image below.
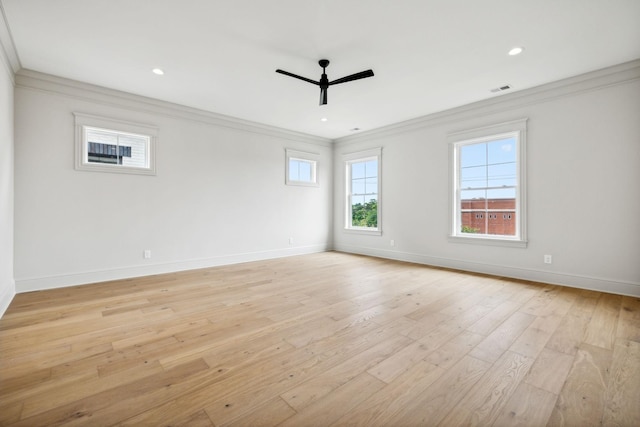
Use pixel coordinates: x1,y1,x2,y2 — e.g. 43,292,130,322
461,198,516,235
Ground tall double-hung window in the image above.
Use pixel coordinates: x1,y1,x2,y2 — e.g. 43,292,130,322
344,148,381,234
449,119,527,247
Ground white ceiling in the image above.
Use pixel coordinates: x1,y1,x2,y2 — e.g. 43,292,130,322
2,0,640,139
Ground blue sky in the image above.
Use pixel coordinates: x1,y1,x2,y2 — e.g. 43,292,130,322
460,137,516,200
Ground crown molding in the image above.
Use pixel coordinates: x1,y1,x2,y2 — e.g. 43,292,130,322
15,69,333,147
0,2,20,80
335,59,640,145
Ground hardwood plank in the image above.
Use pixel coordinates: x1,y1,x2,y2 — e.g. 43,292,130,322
493,382,558,426
584,293,622,350
546,294,598,355
276,372,385,427
424,330,485,370
616,296,640,342
466,298,523,336
280,333,411,410
0,252,637,426
222,397,295,427
380,355,491,426
602,339,640,426
12,358,209,427
509,312,564,358
0,402,23,425
201,320,397,425
367,323,458,383
548,343,612,426
440,351,534,426
469,311,536,363
332,360,443,426
524,347,575,394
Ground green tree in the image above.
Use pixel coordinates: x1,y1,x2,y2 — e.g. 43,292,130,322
461,225,480,233
352,199,377,227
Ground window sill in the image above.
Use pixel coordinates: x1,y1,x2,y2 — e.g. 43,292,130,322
448,234,527,248
344,227,382,236
286,180,319,187
76,163,156,176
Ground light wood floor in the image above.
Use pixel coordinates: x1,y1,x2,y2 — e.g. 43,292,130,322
1,252,639,426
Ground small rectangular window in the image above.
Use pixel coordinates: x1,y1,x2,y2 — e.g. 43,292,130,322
286,149,318,186
344,148,382,234
74,113,157,175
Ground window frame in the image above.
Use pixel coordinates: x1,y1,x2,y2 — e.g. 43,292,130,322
343,147,382,235
285,149,319,187
448,119,527,247
74,113,158,175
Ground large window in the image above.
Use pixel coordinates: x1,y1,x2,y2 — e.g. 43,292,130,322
285,149,318,186
74,113,157,175
450,119,527,246
344,148,381,233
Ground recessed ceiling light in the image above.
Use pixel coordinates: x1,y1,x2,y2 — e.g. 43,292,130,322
508,47,524,56
320,117,328,122
152,68,164,75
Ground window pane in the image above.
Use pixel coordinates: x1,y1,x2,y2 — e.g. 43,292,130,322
487,187,515,200
352,195,377,228
120,135,149,168
87,128,117,145
289,160,300,181
287,155,316,185
461,165,486,189
365,178,378,194
460,189,486,201
298,161,312,181
86,129,118,164
351,162,365,179
460,143,486,168
487,137,516,165
487,197,516,211
352,178,366,195
364,160,377,178
488,162,516,187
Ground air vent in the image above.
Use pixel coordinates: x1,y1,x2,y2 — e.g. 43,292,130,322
490,84,512,93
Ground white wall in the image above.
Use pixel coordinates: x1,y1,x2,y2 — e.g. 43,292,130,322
334,61,640,297
9,61,640,300
0,42,15,316
13,71,333,292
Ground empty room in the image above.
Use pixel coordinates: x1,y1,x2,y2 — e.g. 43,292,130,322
1,1,639,426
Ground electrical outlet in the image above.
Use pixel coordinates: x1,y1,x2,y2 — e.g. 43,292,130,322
390,239,395,247
288,237,294,245
544,254,552,264
144,250,151,259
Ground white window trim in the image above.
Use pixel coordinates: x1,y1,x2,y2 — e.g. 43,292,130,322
74,113,158,175
448,118,527,248
343,147,382,235
285,149,319,187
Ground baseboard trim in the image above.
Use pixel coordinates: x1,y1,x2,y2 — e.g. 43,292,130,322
0,280,16,318
15,244,330,293
334,244,640,297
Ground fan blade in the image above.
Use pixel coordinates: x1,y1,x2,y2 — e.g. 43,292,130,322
329,69,374,86
276,69,319,85
319,87,328,105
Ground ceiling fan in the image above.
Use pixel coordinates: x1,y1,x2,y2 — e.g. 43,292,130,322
276,59,374,105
